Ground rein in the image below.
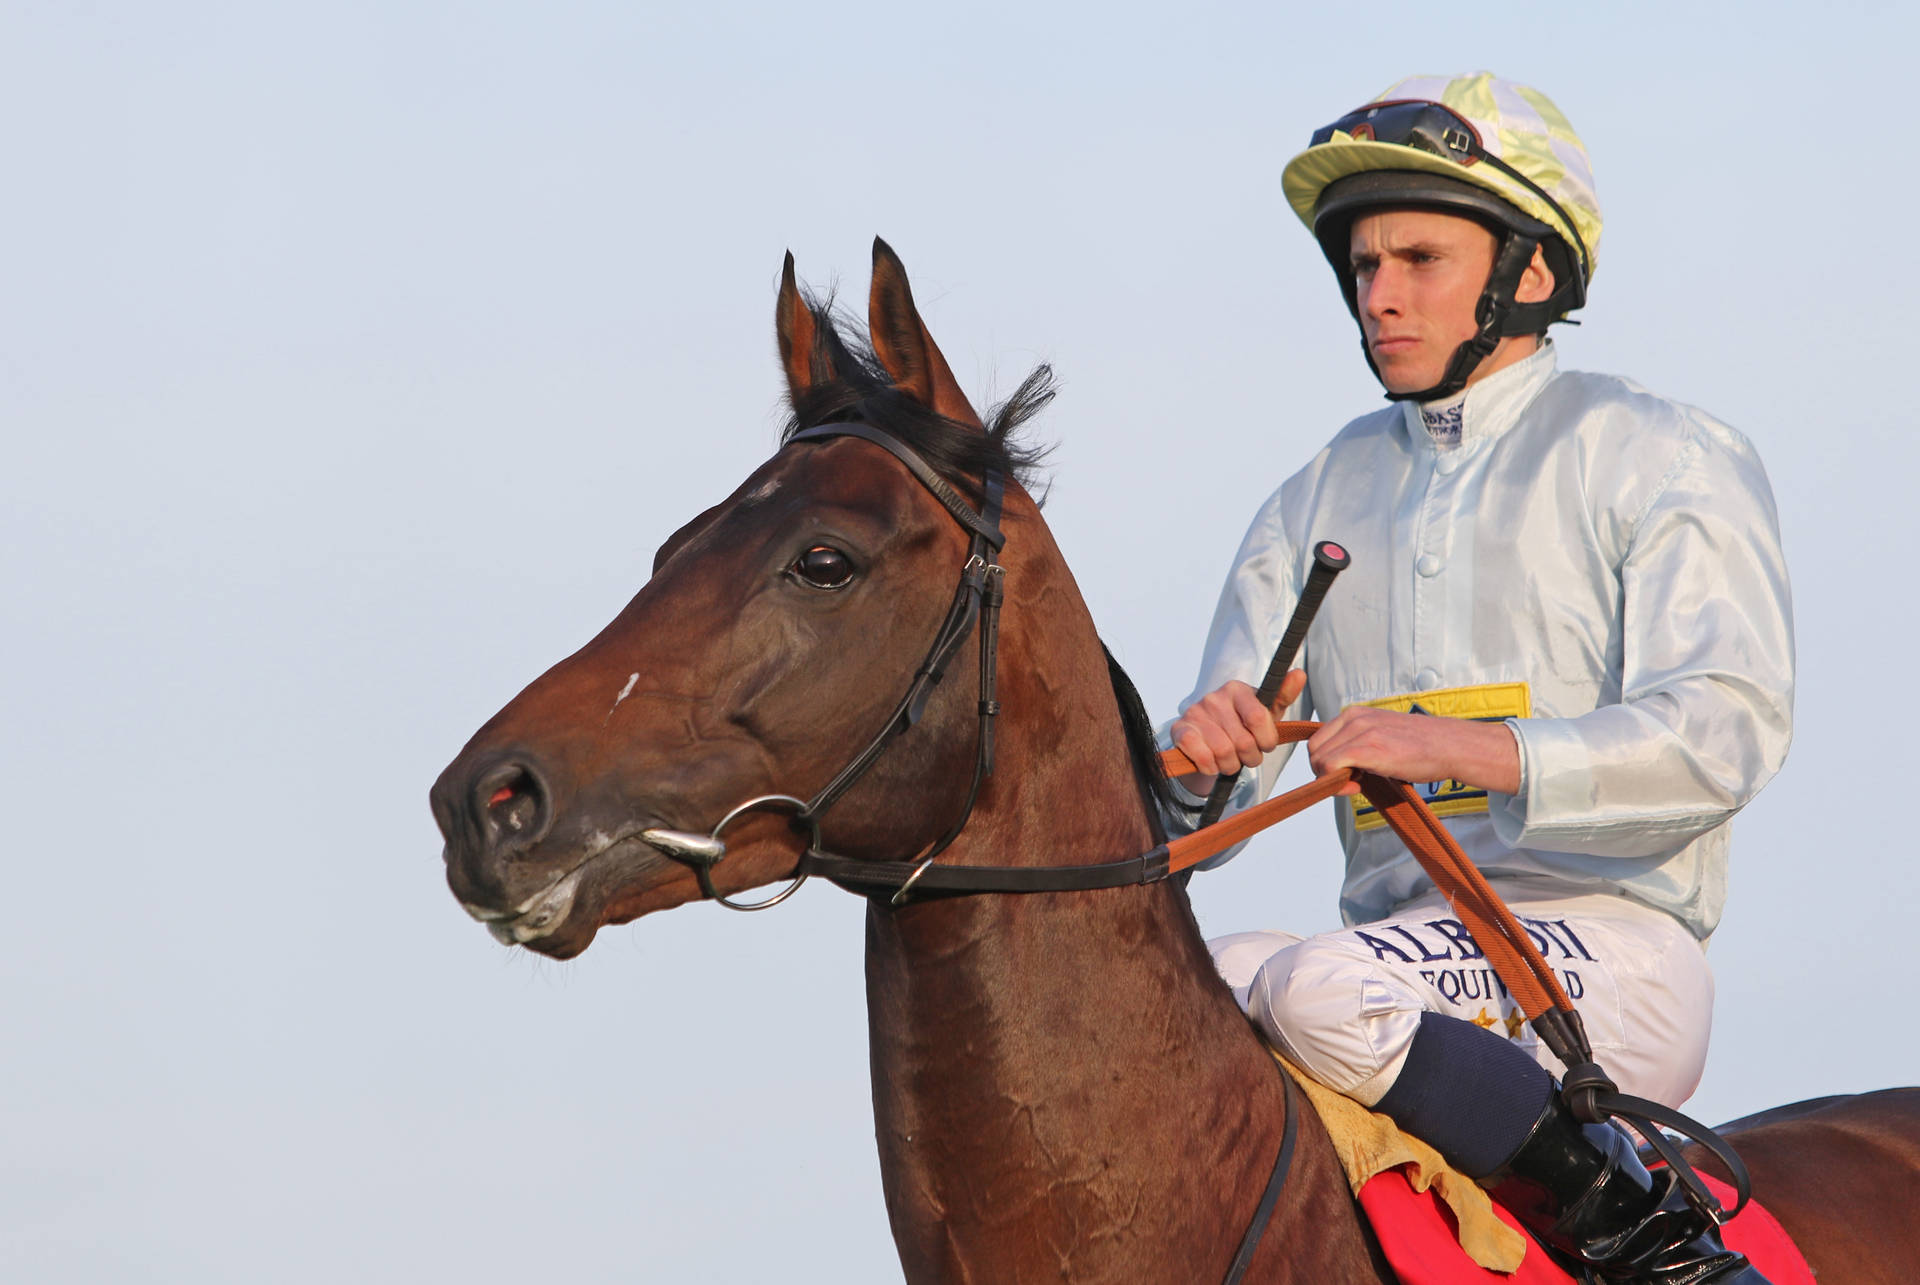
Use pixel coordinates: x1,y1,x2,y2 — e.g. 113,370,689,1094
640,421,1748,1274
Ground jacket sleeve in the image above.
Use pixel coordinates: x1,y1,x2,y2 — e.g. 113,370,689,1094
1157,494,1313,858
1490,421,1795,856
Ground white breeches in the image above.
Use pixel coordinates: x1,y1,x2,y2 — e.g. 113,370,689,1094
1209,885,1714,1109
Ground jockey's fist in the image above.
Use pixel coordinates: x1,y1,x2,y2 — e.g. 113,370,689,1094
1170,669,1308,795
1307,706,1522,798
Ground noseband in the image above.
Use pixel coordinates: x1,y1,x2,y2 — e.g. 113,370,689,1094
641,421,1010,909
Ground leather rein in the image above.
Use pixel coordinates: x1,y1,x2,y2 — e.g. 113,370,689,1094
638,421,1748,1279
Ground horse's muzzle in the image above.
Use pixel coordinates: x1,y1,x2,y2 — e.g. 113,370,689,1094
430,750,558,905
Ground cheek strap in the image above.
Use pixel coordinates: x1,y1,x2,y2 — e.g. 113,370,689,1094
1371,231,1543,403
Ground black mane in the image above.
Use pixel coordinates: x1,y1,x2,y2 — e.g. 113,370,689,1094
780,295,1052,506
780,295,1186,827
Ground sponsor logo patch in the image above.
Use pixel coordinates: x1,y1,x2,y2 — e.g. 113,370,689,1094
1349,913,1595,1039
1349,681,1530,831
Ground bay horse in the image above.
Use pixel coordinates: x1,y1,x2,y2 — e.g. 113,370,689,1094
431,240,1920,1282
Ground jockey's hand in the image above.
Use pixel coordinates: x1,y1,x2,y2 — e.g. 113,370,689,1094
1170,670,1308,795
1306,707,1521,797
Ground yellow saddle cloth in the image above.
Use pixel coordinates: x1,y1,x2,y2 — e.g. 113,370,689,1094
1275,1051,1528,1274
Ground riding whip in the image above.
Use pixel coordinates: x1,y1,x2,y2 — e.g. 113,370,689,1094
1197,539,1350,829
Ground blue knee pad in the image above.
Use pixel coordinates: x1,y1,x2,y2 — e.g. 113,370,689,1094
1370,1011,1553,1178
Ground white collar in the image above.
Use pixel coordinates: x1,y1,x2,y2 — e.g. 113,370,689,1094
1399,339,1559,451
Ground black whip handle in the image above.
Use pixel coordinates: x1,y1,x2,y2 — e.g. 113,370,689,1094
1198,540,1350,829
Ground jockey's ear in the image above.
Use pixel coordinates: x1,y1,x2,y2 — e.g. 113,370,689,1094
867,237,983,428
775,250,826,402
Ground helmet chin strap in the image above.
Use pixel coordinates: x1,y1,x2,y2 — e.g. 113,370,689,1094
1365,232,1543,403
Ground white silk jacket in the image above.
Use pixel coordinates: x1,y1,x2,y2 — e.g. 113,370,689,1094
1167,342,1794,939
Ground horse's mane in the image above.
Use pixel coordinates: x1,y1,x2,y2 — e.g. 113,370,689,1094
782,296,1186,826
1103,644,1182,839
780,294,1052,501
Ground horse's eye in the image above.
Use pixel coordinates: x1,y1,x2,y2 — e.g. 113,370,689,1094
792,546,855,589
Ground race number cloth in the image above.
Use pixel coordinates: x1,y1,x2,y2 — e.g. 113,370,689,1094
1281,1056,1818,1284
1213,886,1713,1107
1346,683,1530,833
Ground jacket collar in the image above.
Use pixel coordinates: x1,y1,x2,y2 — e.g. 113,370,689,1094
1399,339,1558,451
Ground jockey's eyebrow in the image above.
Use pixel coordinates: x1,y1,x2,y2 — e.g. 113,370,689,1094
1350,239,1450,271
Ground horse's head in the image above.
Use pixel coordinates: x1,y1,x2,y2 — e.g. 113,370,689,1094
431,240,1063,958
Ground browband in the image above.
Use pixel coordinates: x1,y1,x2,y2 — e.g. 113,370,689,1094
790,423,1006,550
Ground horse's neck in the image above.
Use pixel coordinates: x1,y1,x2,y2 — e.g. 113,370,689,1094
863,501,1381,1282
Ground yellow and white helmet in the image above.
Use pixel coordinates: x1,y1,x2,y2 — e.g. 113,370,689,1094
1283,73,1603,398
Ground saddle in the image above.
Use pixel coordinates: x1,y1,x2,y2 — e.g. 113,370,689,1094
1278,1054,1816,1284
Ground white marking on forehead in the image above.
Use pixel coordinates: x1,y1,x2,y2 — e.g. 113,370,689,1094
744,477,781,504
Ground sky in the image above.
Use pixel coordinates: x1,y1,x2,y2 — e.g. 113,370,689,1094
4,2,1915,1281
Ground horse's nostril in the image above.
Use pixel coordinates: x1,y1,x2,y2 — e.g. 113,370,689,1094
490,783,538,836
473,760,552,854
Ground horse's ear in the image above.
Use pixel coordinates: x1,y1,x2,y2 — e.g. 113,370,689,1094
868,237,982,428
775,250,822,400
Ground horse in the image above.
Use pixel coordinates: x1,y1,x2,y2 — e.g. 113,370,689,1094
431,239,1920,1283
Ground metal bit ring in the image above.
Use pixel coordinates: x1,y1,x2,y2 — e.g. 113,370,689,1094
697,794,818,912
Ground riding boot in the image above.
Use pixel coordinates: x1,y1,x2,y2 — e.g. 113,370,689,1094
1492,1093,1771,1284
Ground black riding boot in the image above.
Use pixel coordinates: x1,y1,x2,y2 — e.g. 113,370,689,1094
1493,1093,1770,1284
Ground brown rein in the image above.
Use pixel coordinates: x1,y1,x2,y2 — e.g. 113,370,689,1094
1158,723,1577,1025
1159,728,1753,1224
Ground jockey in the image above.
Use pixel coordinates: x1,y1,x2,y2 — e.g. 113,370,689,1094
1166,73,1793,1283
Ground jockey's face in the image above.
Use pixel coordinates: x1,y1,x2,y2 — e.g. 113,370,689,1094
1348,207,1559,396
1349,208,1499,396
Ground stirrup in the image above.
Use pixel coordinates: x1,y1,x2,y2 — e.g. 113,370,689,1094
1494,1095,1770,1285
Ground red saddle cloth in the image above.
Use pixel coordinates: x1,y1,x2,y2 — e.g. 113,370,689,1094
1355,1168,1815,1285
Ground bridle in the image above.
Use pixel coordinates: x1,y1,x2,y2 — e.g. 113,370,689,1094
637,419,1231,907
636,419,1297,1283
638,420,1013,910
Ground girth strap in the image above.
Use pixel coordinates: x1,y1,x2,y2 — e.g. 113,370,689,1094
1223,1062,1298,1285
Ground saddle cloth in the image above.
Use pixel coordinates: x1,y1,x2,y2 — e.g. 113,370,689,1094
1277,1055,1816,1284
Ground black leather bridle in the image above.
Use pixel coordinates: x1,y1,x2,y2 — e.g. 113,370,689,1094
643,423,1203,905
638,420,1011,909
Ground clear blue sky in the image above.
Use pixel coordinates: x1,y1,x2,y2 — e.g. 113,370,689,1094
4,3,1913,1280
